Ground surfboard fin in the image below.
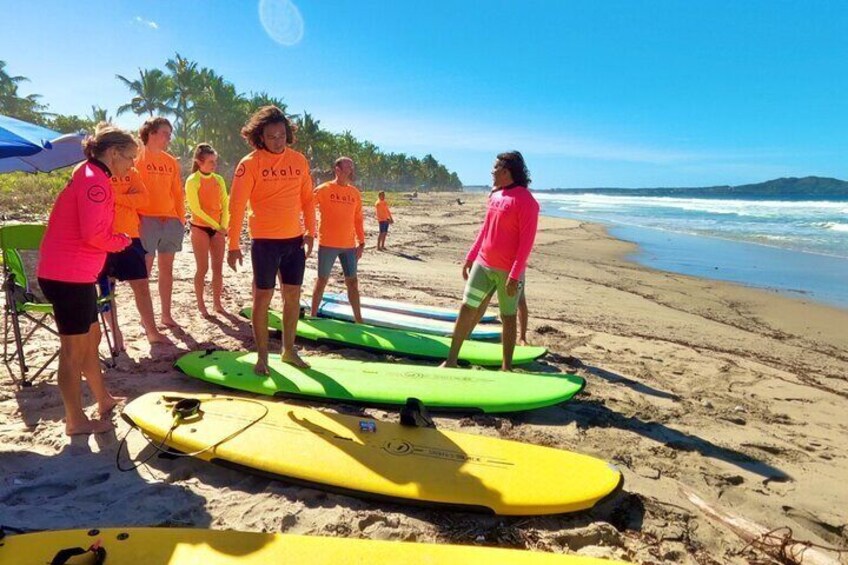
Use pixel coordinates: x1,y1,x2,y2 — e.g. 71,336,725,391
400,398,436,428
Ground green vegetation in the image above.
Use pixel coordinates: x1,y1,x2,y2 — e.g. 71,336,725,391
1,57,462,193
0,170,70,219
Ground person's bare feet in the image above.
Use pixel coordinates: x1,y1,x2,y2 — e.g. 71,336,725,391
518,338,528,347
147,330,173,345
161,316,180,328
66,417,114,436
214,304,226,315
198,305,211,318
254,357,270,376
98,395,126,418
281,350,310,369
439,360,457,369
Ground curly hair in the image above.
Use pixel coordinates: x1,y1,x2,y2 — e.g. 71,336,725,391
139,117,172,144
241,106,292,150
496,151,531,187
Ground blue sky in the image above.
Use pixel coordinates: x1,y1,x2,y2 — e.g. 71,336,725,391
2,0,846,188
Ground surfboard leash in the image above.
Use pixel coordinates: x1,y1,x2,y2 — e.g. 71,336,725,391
116,396,269,473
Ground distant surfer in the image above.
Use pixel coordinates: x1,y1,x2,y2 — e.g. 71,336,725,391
311,157,366,323
185,143,229,317
441,151,539,371
375,191,394,251
227,106,315,373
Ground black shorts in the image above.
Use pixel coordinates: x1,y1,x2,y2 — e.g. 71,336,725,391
37,278,98,335
251,236,306,289
101,238,148,281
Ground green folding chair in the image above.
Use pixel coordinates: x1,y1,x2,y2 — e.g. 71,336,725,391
1,224,117,387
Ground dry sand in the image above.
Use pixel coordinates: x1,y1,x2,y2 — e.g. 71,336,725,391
1,192,846,563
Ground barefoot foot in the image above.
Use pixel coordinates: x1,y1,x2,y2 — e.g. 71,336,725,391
254,358,270,376
66,417,114,436
98,396,126,418
281,350,310,369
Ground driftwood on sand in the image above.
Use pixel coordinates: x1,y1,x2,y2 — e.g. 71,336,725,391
679,484,844,565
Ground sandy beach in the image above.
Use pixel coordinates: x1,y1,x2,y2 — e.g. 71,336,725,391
1,192,846,564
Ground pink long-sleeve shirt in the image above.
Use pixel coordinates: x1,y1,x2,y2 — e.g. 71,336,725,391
37,160,131,283
465,185,540,281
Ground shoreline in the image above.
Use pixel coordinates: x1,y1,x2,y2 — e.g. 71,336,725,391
537,208,848,312
1,192,846,563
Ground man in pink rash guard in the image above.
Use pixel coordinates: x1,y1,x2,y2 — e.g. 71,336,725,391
441,151,539,371
37,124,135,436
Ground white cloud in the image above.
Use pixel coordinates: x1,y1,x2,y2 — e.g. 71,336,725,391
134,16,159,30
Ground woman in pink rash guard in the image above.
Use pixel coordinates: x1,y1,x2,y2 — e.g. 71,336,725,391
37,124,135,435
441,151,539,371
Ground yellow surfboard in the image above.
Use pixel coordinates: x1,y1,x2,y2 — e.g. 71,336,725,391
121,393,622,516
0,528,628,564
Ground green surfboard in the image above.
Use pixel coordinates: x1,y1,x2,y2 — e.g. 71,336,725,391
241,308,548,367
175,350,584,413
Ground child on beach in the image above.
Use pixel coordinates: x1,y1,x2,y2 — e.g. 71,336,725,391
375,191,394,251
185,143,229,317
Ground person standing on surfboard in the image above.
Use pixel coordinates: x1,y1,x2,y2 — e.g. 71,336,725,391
375,191,394,250
441,151,539,371
311,157,366,323
227,106,315,373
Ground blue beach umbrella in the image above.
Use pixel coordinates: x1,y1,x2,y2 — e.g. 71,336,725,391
0,114,84,173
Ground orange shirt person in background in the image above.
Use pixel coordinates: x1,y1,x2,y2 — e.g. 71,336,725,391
375,191,394,251
311,157,366,323
228,106,315,373
99,166,171,350
186,143,229,318
135,117,184,329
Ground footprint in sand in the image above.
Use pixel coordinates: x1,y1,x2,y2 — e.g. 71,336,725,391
0,472,110,505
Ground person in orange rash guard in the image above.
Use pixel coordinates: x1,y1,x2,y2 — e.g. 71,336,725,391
186,143,229,317
98,166,171,350
227,106,315,374
375,191,394,250
135,117,184,329
311,157,366,322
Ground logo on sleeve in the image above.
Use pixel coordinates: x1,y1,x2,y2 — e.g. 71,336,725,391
87,185,107,203
235,163,246,178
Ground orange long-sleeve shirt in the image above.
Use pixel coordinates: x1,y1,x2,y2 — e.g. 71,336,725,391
375,199,393,222
227,148,315,250
111,167,149,238
136,149,184,220
314,181,365,248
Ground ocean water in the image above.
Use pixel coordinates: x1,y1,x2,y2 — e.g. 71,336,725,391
536,192,848,308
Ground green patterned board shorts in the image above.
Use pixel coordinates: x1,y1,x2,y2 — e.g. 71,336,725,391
462,262,524,316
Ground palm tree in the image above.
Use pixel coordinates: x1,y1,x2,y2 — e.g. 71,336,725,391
115,68,175,117
0,60,48,123
89,105,111,124
191,69,250,166
292,111,328,170
165,53,201,156
248,91,288,115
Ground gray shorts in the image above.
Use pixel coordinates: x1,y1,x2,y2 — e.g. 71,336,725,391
317,246,358,279
463,262,524,316
139,216,184,255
